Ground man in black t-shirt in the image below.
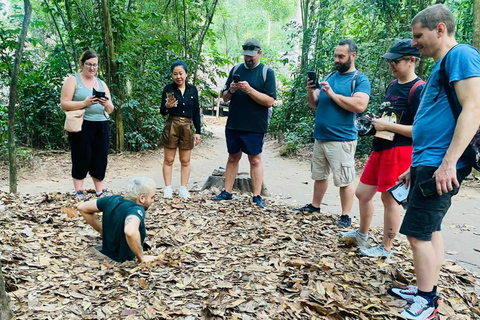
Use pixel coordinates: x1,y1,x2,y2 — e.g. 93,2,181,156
214,38,277,208
78,177,161,263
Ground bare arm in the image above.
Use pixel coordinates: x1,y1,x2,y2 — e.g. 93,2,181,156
318,80,369,113
371,119,413,138
224,81,274,107
434,77,480,194
124,215,145,262
60,76,95,111
77,200,102,234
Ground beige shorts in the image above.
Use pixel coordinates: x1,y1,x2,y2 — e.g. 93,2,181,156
161,116,194,150
311,140,357,187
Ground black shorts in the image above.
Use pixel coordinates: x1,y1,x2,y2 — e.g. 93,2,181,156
225,128,264,156
399,165,471,241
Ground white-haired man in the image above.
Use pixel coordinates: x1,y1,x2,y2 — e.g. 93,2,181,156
78,177,160,263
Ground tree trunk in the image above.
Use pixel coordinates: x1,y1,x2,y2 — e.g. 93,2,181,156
474,0,480,49
99,0,124,151
8,0,32,194
0,262,13,320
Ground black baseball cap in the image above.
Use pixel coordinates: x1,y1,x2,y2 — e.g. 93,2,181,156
382,39,421,59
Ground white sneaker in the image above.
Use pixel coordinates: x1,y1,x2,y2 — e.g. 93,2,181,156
178,186,191,199
163,186,173,198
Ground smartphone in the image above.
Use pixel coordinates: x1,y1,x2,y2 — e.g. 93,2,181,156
93,88,108,100
307,70,319,88
166,92,174,100
418,178,437,197
233,74,241,83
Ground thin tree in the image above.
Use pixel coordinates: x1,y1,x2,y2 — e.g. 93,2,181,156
8,0,32,193
474,0,480,49
0,261,13,320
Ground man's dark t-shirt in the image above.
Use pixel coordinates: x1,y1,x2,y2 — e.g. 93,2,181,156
224,63,276,133
96,195,146,262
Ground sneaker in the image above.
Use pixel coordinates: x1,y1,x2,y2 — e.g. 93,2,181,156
359,244,392,258
338,228,370,249
178,186,191,199
387,285,418,303
73,190,86,201
213,190,233,201
163,186,173,199
96,189,109,197
294,203,320,213
337,214,352,227
252,195,265,208
400,295,436,320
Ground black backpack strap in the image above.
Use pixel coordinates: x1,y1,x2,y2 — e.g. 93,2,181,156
437,45,460,119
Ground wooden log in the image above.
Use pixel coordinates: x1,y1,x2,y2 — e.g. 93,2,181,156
201,168,269,196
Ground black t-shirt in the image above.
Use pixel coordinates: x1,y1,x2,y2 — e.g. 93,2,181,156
372,78,425,151
224,63,276,133
97,195,146,262
160,83,201,134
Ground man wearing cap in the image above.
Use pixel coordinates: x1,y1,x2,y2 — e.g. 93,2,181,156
296,39,371,228
385,5,480,319
213,38,276,208
339,39,425,258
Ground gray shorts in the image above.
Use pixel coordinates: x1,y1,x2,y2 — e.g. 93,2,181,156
311,140,357,187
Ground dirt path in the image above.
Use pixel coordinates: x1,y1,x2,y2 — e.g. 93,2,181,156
1,116,480,276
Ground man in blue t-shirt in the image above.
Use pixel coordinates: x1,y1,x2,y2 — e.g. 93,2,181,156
296,39,371,228
214,38,277,208
386,5,480,320
78,177,161,263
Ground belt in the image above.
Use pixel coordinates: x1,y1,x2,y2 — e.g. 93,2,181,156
168,116,191,123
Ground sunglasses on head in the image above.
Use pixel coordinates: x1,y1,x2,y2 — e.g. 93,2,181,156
242,45,260,51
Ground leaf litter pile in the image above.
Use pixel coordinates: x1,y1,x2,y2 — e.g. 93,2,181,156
1,190,479,319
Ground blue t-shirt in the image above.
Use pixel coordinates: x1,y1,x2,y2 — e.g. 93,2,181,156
224,63,277,133
412,44,480,168
313,70,371,141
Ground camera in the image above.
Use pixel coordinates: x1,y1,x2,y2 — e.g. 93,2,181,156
355,111,376,136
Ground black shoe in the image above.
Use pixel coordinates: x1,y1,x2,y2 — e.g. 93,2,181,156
337,215,352,227
294,203,320,213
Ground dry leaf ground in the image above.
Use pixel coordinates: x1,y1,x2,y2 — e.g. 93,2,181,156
1,190,479,319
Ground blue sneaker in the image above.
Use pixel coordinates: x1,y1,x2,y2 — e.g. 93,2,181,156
252,195,265,208
359,244,392,258
73,190,86,201
214,190,232,201
337,215,352,227
400,295,436,320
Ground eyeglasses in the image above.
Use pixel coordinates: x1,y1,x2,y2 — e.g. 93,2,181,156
85,63,98,68
242,45,260,51
387,58,410,66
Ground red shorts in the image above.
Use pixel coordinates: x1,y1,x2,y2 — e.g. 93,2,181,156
360,146,413,192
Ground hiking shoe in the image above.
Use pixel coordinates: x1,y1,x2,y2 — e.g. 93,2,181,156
338,228,370,249
337,214,352,227
73,190,86,201
359,244,392,258
294,203,320,213
400,295,436,320
163,186,173,199
178,186,191,199
387,285,418,303
252,195,265,208
214,190,232,201
96,189,109,197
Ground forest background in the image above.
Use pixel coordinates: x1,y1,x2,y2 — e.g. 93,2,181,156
0,0,478,164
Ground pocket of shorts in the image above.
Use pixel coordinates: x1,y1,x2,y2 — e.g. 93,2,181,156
341,161,355,184
342,141,355,153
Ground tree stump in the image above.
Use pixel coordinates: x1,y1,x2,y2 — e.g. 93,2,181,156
201,167,269,196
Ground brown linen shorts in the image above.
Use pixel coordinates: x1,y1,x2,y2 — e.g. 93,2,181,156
161,116,194,150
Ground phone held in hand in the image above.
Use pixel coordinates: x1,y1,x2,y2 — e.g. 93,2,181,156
233,74,241,83
387,181,410,208
166,92,174,100
93,88,109,100
307,70,319,88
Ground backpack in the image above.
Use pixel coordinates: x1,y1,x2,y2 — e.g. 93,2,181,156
323,70,360,97
386,79,426,107
232,63,273,123
438,44,480,171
